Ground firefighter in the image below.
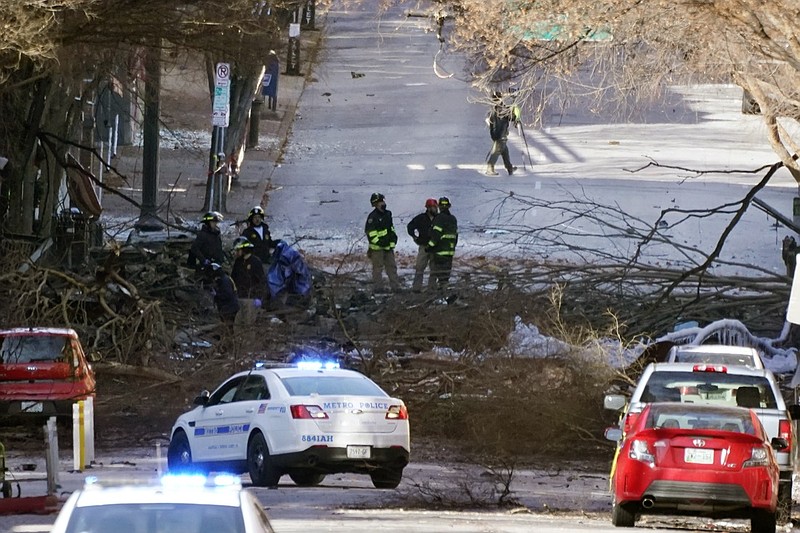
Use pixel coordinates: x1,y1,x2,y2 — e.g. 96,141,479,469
187,211,225,271
407,198,439,292
426,196,458,290
231,237,267,323
364,192,400,292
241,205,272,265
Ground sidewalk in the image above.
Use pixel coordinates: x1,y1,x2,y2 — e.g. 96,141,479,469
99,23,325,233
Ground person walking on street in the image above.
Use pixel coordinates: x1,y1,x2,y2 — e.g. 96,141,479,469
407,198,439,292
231,237,267,324
427,196,458,290
485,92,520,176
187,211,226,271
241,205,272,265
365,192,400,292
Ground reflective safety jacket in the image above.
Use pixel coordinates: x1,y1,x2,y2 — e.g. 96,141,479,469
241,222,272,265
365,208,398,251
427,211,458,256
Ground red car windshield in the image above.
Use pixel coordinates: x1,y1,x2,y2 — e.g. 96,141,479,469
0,335,68,364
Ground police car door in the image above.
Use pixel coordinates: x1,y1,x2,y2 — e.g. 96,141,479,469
226,374,271,460
192,376,249,462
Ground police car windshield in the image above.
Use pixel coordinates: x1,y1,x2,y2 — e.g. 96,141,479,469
640,371,777,409
281,376,387,397
65,503,245,533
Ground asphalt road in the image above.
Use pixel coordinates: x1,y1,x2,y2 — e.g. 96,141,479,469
268,0,799,277
1,447,792,532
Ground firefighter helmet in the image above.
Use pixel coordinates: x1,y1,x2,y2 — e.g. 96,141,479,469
201,211,223,223
248,206,265,220
370,192,385,206
438,196,451,208
425,198,438,208
233,236,254,251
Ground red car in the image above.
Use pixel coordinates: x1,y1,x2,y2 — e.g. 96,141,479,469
0,328,96,418
607,403,781,532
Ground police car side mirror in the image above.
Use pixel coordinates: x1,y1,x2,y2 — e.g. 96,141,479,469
193,390,210,406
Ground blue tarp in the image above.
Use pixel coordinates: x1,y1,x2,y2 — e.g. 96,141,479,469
267,240,312,298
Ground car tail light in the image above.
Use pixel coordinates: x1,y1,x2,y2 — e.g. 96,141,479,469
743,446,769,468
629,439,654,465
290,405,329,419
693,364,727,373
777,419,792,452
385,405,408,420
623,412,640,434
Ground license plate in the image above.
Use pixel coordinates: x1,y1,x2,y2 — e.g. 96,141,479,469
20,401,43,413
346,445,371,459
684,447,714,464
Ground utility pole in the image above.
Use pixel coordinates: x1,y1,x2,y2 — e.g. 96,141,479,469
136,44,163,231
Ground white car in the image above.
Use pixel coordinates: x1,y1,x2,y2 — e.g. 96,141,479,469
167,363,410,489
666,344,765,369
50,474,276,533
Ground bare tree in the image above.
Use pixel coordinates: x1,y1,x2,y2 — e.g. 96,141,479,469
0,0,295,236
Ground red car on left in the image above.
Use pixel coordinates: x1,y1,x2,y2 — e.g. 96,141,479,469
0,328,95,418
607,402,781,532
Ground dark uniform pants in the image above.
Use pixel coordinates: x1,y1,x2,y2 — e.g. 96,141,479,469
430,255,453,290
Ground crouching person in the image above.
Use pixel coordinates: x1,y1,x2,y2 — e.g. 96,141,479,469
205,262,239,324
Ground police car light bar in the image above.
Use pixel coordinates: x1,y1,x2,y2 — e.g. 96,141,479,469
296,361,340,370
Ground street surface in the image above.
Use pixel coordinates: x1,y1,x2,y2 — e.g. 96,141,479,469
269,1,799,276
2,447,788,532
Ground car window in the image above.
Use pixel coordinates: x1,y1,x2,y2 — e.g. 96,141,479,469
208,377,247,406
674,353,756,366
280,376,387,397
0,335,67,364
645,407,757,435
639,371,777,409
64,503,245,533
234,375,270,402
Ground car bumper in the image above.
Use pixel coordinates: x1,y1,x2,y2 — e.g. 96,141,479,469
0,399,81,418
272,445,410,474
615,464,777,512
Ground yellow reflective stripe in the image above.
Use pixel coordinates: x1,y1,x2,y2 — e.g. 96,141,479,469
432,225,443,231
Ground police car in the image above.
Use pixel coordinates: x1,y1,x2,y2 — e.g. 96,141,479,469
167,362,410,489
49,474,276,533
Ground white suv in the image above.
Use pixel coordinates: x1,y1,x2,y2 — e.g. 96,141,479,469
168,363,410,489
605,362,800,521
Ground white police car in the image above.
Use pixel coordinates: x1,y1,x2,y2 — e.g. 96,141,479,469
167,363,410,489
50,474,275,533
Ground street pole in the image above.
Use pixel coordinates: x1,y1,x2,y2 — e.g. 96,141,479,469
137,43,163,231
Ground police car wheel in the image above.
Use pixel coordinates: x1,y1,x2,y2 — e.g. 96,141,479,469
167,430,193,473
247,432,281,487
288,470,325,487
369,468,402,489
